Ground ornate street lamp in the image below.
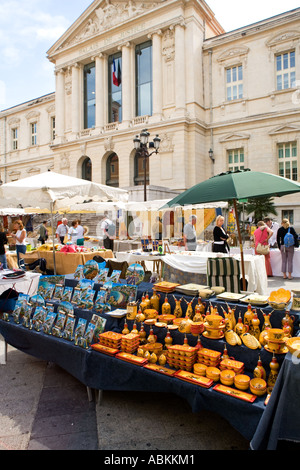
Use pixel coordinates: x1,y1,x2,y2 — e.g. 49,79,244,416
133,129,161,201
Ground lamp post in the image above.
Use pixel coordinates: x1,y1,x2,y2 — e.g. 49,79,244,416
133,129,161,201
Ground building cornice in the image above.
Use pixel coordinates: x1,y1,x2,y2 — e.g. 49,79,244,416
203,8,300,50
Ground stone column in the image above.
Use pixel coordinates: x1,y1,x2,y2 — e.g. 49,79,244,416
120,42,133,128
174,22,186,114
95,54,105,130
55,68,65,141
150,30,163,121
71,63,81,135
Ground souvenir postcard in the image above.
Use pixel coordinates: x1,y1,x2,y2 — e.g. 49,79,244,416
95,268,109,284
71,287,82,305
83,322,96,347
30,294,45,308
32,306,48,331
22,304,33,328
58,301,74,316
40,275,65,286
90,314,107,343
38,280,55,300
74,318,87,345
107,283,137,308
45,303,55,314
61,286,73,302
74,265,84,281
62,314,76,341
94,289,108,312
52,311,67,337
12,294,30,323
77,288,95,310
78,279,94,293
43,312,57,335
53,284,64,301
109,270,121,283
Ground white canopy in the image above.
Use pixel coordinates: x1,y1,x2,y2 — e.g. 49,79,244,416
0,171,129,211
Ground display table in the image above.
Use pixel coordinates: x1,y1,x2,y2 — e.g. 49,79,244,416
270,249,300,277
162,252,267,294
0,277,299,449
7,250,113,274
115,251,163,279
0,271,40,297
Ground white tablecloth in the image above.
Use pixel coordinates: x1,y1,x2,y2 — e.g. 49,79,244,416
162,251,268,295
0,272,41,296
270,248,300,277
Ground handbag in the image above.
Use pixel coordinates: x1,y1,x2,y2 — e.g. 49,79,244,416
256,242,270,255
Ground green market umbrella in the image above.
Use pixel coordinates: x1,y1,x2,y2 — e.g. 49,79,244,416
162,169,300,290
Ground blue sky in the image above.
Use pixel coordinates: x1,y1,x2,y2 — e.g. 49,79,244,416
0,0,299,111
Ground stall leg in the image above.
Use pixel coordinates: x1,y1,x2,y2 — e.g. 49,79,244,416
96,389,103,406
0,334,7,365
86,386,93,402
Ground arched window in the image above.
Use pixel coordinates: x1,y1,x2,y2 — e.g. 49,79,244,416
134,151,149,186
82,157,92,181
106,153,119,187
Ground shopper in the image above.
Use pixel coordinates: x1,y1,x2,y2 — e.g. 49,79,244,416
0,224,8,269
38,220,48,245
101,212,115,251
264,217,279,248
11,220,27,265
253,221,273,277
212,215,230,253
68,220,79,245
183,215,197,251
56,218,69,244
277,218,298,280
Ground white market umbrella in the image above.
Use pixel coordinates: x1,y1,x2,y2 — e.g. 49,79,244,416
0,171,129,272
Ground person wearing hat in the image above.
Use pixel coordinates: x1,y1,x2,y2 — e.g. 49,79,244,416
183,215,197,251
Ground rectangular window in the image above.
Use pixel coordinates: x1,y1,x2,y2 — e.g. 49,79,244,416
282,210,294,225
12,128,18,150
84,63,96,129
31,122,37,146
228,148,245,172
136,41,152,116
278,142,297,180
276,51,296,90
51,117,56,140
108,55,122,123
226,65,243,101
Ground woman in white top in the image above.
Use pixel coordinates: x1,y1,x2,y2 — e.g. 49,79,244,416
12,220,27,265
68,220,79,244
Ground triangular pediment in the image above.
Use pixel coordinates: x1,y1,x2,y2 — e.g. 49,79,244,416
269,125,300,135
219,132,250,143
47,0,164,58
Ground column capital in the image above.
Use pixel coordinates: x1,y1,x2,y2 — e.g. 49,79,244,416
118,41,132,51
147,29,162,40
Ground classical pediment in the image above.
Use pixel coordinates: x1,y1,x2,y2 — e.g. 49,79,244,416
47,0,164,57
269,124,300,135
219,132,250,143
266,29,300,48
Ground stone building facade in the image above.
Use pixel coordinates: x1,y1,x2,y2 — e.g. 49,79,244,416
0,0,300,225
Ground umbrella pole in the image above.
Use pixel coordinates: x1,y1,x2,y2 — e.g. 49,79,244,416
233,199,246,291
50,202,57,275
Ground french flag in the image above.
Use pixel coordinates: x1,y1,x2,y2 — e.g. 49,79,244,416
113,58,121,87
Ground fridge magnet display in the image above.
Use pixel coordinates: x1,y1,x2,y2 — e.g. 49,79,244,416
83,260,99,280
62,314,76,341
43,312,57,335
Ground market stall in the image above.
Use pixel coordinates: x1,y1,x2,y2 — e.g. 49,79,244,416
0,259,299,451
161,252,268,294
0,171,128,274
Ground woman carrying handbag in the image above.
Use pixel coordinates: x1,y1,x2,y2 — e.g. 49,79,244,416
253,221,273,277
